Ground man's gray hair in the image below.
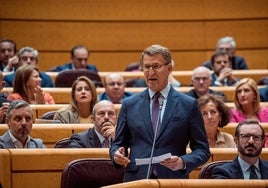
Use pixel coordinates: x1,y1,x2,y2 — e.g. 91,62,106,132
217,36,236,49
18,46,39,60
6,100,32,119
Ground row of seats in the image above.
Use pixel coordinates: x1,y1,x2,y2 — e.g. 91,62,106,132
3,69,268,87
0,123,267,148
1,148,268,188
3,86,267,104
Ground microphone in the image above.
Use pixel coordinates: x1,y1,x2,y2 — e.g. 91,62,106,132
146,95,165,179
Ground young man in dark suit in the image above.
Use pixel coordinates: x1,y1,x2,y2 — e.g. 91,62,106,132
212,119,268,179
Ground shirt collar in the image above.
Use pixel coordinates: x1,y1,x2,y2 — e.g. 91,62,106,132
8,130,30,148
148,84,170,100
238,156,260,173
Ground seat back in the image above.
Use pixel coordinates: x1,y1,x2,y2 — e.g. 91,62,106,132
54,138,71,148
41,111,57,120
55,69,103,87
198,160,231,179
61,158,125,188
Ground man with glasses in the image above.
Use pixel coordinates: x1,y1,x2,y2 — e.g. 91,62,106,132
49,45,98,72
99,72,133,104
202,36,248,70
211,50,240,86
3,47,54,87
212,119,268,179
67,100,117,148
185,66,227,101
110,44,210,181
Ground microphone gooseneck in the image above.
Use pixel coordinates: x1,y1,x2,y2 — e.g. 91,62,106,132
146,96,165,179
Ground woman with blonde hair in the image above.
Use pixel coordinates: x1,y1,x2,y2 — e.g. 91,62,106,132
230,78,268,122
54,76,97,123
7,64,55,104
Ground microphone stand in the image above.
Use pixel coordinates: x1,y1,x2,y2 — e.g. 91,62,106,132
146,97,164,179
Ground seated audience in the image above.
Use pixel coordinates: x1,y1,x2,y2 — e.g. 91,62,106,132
259,85,268,102
4,46,54,87
203,36,248,70
185,66,227,101
0,39,17,72
49,45,98,72
0,100,46,148
68,100,116,148
7,65,55,104
54,76,97,123
198,94,235,148
212,119,268,179
0,71,10,123
211,50,240,86
99,73,133,104
230,78,268,122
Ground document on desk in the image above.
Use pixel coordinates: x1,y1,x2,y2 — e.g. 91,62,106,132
135,153,172,166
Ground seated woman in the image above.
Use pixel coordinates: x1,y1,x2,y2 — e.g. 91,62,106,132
53,76,97,123
198,94,236,148
230,78,268,122
7,64,55,104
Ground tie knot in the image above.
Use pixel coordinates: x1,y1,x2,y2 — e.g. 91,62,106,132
153,92,161,103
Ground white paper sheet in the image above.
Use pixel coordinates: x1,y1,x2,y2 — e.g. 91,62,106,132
135,153,172,166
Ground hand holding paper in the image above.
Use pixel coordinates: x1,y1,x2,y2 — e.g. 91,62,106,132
135,153,172,166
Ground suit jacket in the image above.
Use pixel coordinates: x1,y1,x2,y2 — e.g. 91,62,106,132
110,87,210,182
212,156,268,179
0,131,46,148
49,62,98,73
54,108,80,123
4,72,55,87
185,89,227,102
98,92,133,103
69,128,103,148
203,56,248,70
259,86,268,102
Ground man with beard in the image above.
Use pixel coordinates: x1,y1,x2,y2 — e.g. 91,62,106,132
212,119,268,179
210,50,240,86
0,100,46,148
68,100,117,148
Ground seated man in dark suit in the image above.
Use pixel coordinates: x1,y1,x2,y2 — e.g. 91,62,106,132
202,36,248,70
99,73,133,104
0,39,17,72
68,100,117,148
3,47,54,87
49,45,98,72
185,66,227,102
0,100,46,148
212,119,268,179
0,70,10,123
210,50,240,86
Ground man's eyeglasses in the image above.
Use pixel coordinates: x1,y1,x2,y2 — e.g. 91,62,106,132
142,63,169,72
239,134,263,142
106,82,124,87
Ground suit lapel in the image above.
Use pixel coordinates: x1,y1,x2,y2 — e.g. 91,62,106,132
140,90,155,140
157,87,178,139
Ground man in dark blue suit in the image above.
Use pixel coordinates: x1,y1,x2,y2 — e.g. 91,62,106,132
259,85,268,102
68,100,117,148
202,36,248,70
3,47,54,87
110,44,210,182
99,73,133,104
212,119,268,179
49,45,98,73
